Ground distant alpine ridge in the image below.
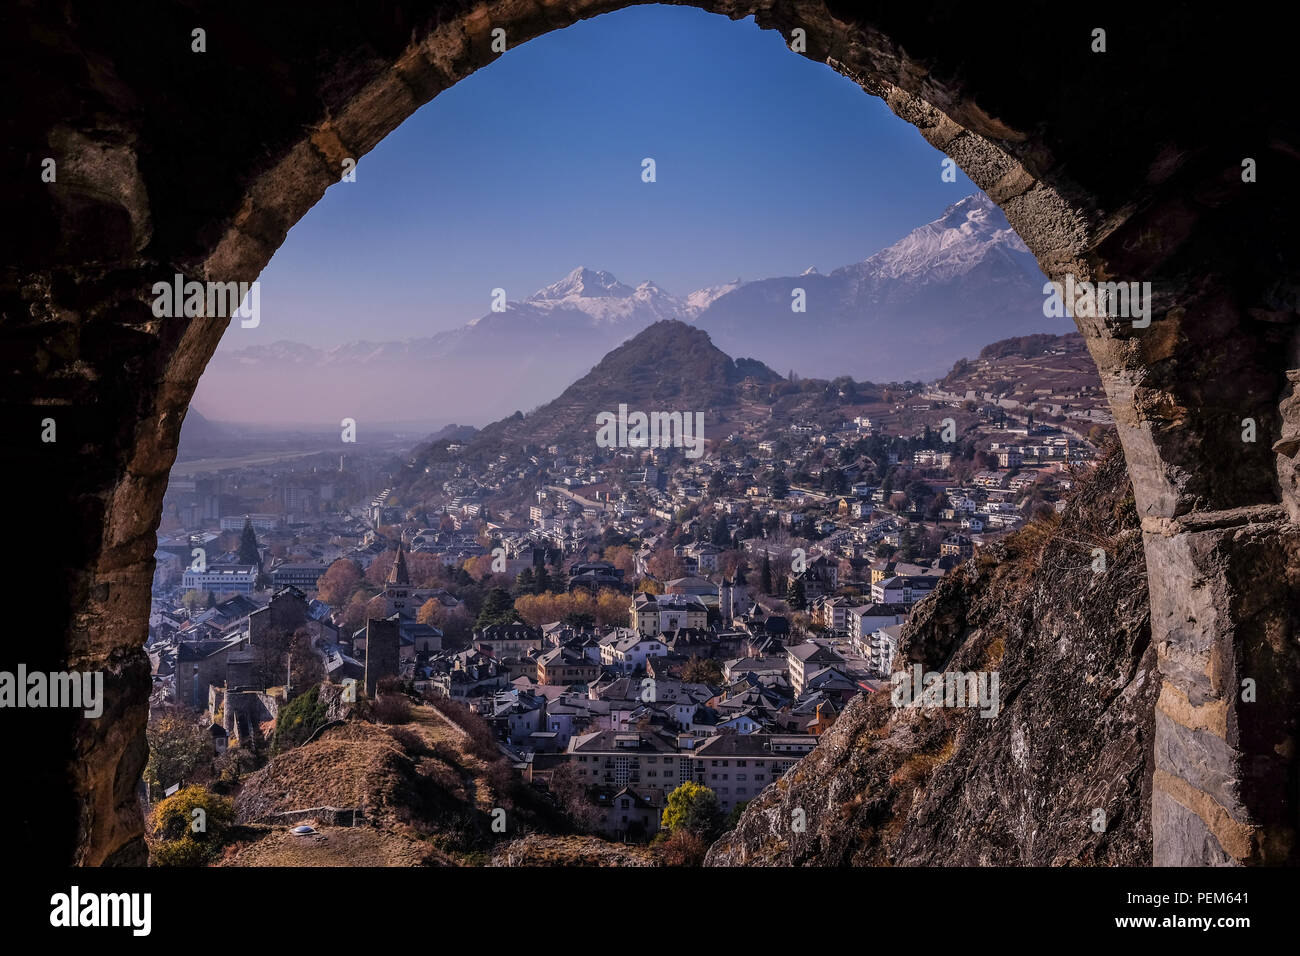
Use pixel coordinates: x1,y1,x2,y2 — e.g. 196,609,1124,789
195,193,1058,425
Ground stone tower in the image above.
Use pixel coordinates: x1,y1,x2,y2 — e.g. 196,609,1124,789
363,616,401,698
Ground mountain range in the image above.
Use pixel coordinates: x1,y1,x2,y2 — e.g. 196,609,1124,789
192,193,1057,427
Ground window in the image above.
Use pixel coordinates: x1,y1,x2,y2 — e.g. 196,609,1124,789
736,760,747,767
736,774,747,781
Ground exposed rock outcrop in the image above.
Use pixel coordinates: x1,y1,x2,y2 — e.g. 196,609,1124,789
708,444,1157,865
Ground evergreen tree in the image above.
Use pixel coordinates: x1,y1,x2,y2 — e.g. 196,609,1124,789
535,565,551,595
475,588,518,629
238,518,261,568
760,553,773,595
786,576,806,611
514,566,535,595
711,518,731,547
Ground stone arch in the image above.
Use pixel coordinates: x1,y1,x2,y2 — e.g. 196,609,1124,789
5,2,1296,865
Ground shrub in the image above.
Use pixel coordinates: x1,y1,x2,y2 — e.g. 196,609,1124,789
661,781,723,841
144,707,212,800
659,829,709,866
374,692,413,725
150,785,235,867
271,684,329,754
888,738,956,790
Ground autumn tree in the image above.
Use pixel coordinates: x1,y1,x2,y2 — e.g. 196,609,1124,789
181,589,209,611
340,592,371,633
144,707,212,800
595,589,627,627
661,781,723,841
463,553,502,583
364,594,389,621
416,597,442,627
317,558,362,606
646,548,686,582
365,550,398,587
407,551,445,587
717,550,744,580
515,591,593,628
659,829,709,866
603,545,637,578
681,656,723,685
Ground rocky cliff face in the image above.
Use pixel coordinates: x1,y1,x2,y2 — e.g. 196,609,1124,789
708,445,1157,865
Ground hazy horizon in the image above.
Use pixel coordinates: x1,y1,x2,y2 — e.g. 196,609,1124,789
190,4,1057,430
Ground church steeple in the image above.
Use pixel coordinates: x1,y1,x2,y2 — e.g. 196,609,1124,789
388,542,410,587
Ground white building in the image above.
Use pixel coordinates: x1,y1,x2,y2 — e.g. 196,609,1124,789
181,563,258,596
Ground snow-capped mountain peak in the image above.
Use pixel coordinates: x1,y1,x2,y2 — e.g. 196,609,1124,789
837,191,1031,283
683,278,743,317
531,266,635,301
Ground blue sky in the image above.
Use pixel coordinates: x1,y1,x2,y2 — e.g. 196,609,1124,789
233,3,976,348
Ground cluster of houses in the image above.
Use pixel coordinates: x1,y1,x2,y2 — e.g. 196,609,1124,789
452,613,871,839
145,369,1107,843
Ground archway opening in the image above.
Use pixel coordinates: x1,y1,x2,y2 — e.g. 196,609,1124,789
11,1,1293,868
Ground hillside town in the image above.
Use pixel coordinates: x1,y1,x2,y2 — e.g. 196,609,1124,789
146,331,1108,844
